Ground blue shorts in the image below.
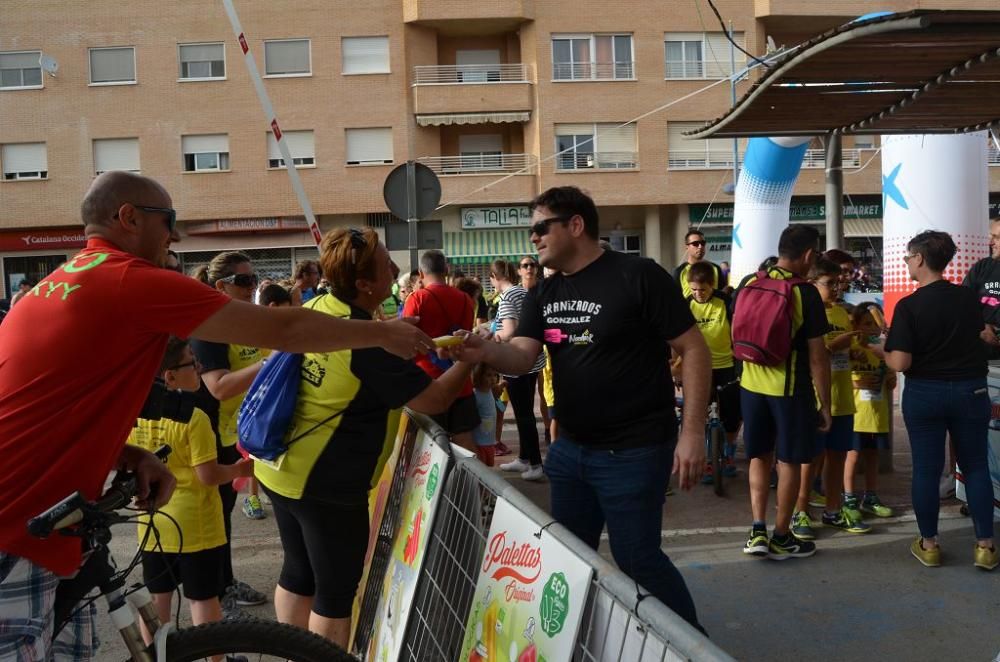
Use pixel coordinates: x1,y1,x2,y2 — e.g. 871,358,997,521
741,388,819,465
853,432,890,451
815,414,855,453
547,406,556,420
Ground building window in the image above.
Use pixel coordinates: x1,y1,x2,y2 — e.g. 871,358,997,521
182,134,230,172
345,128,393,165
667,121,745,169
264,39,311,76
552,34,633,81
93,138,140,175
89,47,136,85
600,233,642,255
342,36,390,75
2,143,48,180
179,43,225,80
267,130,316,168
0,51,43,89
555,123,637,170
664,32,745,79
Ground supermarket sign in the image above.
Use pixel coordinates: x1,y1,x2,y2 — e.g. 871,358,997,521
688,196,883,224
0,229,86,252
186,216,309,234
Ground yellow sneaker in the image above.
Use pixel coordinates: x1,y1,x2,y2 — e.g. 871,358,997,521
974,544,999,571
910,537,941,567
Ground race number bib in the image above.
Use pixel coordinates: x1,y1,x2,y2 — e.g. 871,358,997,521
831,351,850,372
860,388,883,402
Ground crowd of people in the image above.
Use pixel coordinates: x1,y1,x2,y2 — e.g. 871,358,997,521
0,170,997,659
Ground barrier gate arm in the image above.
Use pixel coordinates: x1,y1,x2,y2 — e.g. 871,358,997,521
220,0,324,247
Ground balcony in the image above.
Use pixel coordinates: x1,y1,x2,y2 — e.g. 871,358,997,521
413,64,533,116
418,153,536,176
555,152,638,171
403,0,534,26
801,148,863,169
666,148,865,171
990,144,1000,166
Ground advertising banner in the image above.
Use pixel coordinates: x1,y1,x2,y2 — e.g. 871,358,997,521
459,498,592,662
368,430,450,661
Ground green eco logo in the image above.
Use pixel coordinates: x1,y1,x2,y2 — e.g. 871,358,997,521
425,463,439,499
540,572,569,637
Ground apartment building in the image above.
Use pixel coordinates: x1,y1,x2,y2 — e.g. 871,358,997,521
1,0,997,297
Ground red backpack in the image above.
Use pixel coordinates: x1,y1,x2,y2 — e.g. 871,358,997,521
732,270,805,366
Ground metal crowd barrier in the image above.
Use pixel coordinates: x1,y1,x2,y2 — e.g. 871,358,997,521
354,413,734,662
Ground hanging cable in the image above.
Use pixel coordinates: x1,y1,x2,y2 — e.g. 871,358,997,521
703,0,770,67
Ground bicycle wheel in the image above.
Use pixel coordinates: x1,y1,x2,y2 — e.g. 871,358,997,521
163,619,356,662
710,427,725,496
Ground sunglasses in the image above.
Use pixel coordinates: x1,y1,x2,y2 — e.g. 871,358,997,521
135,205,177,234
167,360,198,371
347,228,367,265
219,272,259,288
519,262,538,269
529,216,571,237
686,240,707,248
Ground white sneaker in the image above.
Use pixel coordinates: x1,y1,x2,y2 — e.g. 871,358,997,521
499,458,530,472
521,465,545,481
939,473,956,500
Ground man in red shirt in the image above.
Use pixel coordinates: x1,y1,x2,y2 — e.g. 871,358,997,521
403,249,478,451
0,171,434,660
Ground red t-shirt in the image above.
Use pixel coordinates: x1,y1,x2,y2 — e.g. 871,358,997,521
0,239,230,574
402,283,475,397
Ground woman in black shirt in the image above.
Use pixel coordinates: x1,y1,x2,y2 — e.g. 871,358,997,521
881,231,997,570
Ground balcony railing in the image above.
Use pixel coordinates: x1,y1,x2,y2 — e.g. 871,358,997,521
990,144,1000,166
555,151,638,170
552,62,635,81
668,151,744,170
413,64,531,85
801,148,862,169
418,153,537,175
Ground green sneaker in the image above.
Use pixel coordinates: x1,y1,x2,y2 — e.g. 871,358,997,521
822,508,872,534
767,532,816,560
861,494,894,518
743,529,769,557
790,510,816,540
808,490,827,508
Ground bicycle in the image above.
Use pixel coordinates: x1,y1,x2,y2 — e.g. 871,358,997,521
28,445,354,662
704,379,741,497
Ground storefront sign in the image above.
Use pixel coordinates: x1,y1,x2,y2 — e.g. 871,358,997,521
185,216,309,235
461,206,531,229
0,229,86,252
368,431,450,661
459,498,592,662
689,196,883,225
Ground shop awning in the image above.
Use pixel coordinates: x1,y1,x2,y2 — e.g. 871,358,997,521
844,218,883,237
444,229,537,265
416,111,530,127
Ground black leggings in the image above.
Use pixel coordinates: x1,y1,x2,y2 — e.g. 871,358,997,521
507,372,541,466
217,444,242,592
263,485,369,618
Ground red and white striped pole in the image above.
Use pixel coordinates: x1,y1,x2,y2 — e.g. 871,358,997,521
221,0,324,247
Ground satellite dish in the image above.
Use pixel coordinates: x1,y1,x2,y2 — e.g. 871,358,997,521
766,36,777,53
39,54,58,77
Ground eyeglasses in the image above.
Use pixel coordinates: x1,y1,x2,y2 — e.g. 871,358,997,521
686,240,707,248
219,272,259,288
815,279,840,288
529,216,570,237
902,253,920,262
167,360,197,371
519,262,538,269
135,205,177,234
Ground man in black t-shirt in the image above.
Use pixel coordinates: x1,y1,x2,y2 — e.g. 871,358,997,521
445,186,712,632
962,217,1000,348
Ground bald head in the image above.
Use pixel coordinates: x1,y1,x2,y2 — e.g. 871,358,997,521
81,171,170,230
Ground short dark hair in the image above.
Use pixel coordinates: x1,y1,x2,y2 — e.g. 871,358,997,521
684,229,705,244
159,336,189,374
259,283,292,306
529,186,599,240
758,256,779,271
809,257,842,280
907,230,956,272
687,261,715,284
823,249,854,266
778,225,820,260
453,276,482,302
419,249,448,276
18,279,34,288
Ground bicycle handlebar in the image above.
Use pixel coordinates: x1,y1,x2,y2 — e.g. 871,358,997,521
27,445,172,539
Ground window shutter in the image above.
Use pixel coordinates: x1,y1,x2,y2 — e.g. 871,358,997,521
267,130,315,160
596,124,635,153
555,123,594,136
458,134,503,154
0,52,40,68
94,138,140,173
90,48,135,83
346,128,393,164
265,40,310,75
182,134,229,154
703,32,744,77
2,143,47,173
179,43,223,62
342,37,389,74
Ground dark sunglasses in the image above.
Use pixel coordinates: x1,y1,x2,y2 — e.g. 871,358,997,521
529,216,570,237
519,262,538,269
135,205,177,234
219,272,259,288
686,240,707,248
347,228,367,265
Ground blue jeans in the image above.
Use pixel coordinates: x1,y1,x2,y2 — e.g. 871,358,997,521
544,438,704,633
902,377,995,540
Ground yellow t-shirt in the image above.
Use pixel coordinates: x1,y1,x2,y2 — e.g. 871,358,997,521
851,346,891,434
688,293,734,369
821,303,856,417
541,347,555,407
216,344,266,447
128,408,226,553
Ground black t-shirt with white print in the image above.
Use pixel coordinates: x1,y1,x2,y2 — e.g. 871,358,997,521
515,250,695,450
963,256,1000,326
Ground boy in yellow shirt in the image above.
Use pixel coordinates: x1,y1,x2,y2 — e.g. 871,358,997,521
686,262,740,481
844,302,895,517
791,258,871,539
128,337,253,640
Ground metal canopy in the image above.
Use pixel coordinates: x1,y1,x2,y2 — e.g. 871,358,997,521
686,10,1000,139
